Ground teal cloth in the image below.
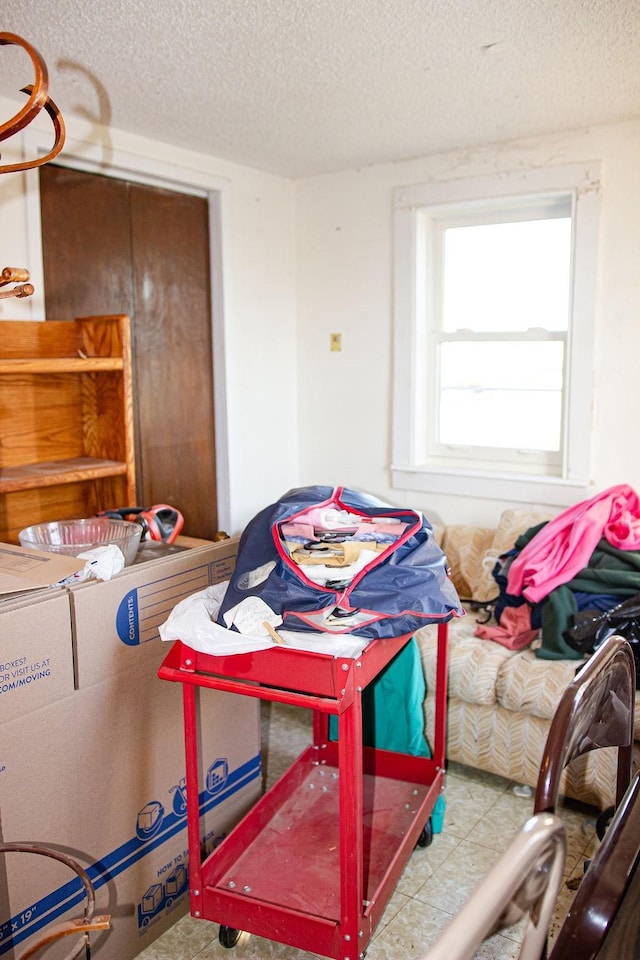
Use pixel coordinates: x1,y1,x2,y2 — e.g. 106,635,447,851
328,638,445,833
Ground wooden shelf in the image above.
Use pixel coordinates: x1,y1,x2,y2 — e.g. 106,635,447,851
0,458,130,494
0,357,124,374
0,315,137,543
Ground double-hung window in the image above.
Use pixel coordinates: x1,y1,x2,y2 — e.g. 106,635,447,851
392,163,600,507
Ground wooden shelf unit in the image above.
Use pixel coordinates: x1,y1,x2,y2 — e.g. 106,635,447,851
0,314,137,544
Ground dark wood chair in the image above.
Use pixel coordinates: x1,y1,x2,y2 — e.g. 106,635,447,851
534,634,636,958
421,635,637,960
534,633,636,817
548,769,640,959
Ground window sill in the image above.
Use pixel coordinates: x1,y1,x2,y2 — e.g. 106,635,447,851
391,465,589,508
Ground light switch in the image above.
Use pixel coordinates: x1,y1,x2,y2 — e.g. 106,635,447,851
330,333,342,352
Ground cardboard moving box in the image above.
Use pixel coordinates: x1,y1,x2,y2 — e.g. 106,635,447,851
69,537,239,689
0,543,84,597
0,536,261,960
0,673,261,960
0,589,75,724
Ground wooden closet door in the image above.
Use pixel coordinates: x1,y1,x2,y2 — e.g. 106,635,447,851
129,182,217,538
39,165,134,317
39,164,219,538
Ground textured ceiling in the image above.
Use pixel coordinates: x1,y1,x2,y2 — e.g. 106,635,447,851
2,0,640,178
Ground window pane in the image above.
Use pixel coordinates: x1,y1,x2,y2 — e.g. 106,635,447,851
438,341,564,451
442,218,572,334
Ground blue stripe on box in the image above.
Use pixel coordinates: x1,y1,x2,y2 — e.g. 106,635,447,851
0,753,261,954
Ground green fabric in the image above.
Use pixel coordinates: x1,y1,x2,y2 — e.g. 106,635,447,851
569,538,640,590
328,639,445,833
329,639,430,756
431,792,446,833
538,586,581,660
513,521,549,552
536,539,640,659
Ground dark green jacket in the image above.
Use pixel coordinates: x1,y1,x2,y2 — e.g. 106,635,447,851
538,539,640,659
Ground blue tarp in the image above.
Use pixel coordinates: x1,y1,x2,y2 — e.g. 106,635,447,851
218,484,462,639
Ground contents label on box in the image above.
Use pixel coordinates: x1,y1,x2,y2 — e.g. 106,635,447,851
115,555,235,646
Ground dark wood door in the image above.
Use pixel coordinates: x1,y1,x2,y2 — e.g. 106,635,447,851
39,164,219,538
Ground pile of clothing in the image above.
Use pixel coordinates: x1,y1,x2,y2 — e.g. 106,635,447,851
476,484,640,673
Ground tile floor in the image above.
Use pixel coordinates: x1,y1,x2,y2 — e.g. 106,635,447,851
135,701,598,960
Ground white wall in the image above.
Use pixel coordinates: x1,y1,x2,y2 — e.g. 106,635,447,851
0,95,299,535
296,120,640,529
4,96,640,534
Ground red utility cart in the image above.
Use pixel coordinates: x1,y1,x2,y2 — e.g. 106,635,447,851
158,623,448,959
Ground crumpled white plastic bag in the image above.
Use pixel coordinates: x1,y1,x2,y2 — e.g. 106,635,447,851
159,581,368,658
57,544,126,584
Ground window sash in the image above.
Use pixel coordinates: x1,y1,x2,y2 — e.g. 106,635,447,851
427,201,573,472
427,329,567,472
391,163,600,507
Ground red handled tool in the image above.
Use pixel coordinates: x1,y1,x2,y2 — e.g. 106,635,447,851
97,504,184,543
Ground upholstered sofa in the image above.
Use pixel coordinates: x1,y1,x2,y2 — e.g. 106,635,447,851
415,509,639,812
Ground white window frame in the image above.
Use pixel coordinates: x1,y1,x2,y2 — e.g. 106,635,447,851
391,162,601,508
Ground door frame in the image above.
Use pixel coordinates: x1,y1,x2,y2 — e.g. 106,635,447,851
23,127,232,533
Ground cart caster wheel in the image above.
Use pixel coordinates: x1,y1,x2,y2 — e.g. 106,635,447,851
219,925,242,948
416,819,433,848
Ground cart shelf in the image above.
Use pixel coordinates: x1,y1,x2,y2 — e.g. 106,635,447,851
158,623,449,960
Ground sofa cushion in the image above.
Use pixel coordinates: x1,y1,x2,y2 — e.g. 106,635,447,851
425,696,623,809
440,524,494,599
419,609,581,714
495,647,578,720
418,614,513,707
448,635,513,705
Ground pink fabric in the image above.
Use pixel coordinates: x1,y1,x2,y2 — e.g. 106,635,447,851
506,484,640,603
474,605,539,650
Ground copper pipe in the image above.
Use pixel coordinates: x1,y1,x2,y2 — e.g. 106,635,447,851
1,266,30,283
0,32,49,142
0,33,66,174
0,842,111,960
0,282,35,299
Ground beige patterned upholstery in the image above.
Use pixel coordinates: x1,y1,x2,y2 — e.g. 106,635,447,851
418,613,635,809
441,508,554,602
429,615,512,706
439,525,493,599
417,508,640,811
496,649,577,720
